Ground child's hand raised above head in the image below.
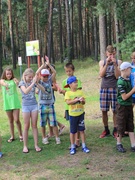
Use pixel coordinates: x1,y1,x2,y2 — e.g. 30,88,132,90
45,56,50,65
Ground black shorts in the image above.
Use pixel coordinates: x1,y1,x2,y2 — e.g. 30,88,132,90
116,103,134,135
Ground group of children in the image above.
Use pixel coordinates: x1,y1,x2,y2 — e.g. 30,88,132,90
0,55,89,156
1,50,135,157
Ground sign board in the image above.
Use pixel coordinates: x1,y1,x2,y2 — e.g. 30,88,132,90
18,57,22,66
26,40,40,56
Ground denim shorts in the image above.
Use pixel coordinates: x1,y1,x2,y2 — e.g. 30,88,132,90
69,113,85,134
22,104,38,113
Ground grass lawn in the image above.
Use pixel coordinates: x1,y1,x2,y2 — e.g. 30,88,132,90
0,58,135,180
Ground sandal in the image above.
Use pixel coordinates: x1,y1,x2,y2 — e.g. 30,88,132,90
35,147,42,152
23,147,29,153
59,126,66,135
19,137,23,142
7,138,15,143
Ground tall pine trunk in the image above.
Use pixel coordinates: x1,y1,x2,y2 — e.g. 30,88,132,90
8,0,16,69
99,14,106,60
65,0,72,62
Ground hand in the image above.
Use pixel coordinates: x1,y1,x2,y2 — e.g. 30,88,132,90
33,75,38,83
13,78,19,85
45,55,50,65
106,56,112,65
79,97,84,102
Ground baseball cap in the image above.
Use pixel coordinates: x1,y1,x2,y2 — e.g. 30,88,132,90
64,76,77,88
40,69,50,76
120,62,135,71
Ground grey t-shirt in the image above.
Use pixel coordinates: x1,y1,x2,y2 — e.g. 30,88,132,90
38,77,54,105
101,60,118,89
19,80,37,106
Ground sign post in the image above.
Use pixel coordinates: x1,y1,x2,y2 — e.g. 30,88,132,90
18,57,22,79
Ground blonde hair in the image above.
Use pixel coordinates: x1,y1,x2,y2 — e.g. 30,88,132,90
106,45,115,53
131,52,135,59
22,68,34,86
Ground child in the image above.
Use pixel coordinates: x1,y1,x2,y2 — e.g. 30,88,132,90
19,68,42,153
116,62,135,153
36,56,61,145
0,67,23,142
64,76,90,155
46,63,65,137
59,63,82,147
99,45,122,138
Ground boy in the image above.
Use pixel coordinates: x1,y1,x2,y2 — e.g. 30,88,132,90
99,45,122,138
36,56,61,145
59,63,82,147
116,62,135,153
64,76,90,155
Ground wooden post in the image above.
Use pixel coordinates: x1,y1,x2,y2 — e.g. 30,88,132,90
27,56,30,68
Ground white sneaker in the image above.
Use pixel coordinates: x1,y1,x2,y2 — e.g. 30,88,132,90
42,137,49,144
56,137,61,144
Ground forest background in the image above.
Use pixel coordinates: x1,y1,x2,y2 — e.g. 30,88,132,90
0,0,135,72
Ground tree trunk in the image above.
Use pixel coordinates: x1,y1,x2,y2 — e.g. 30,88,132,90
58,0,63,63
99,14,106,60
78,0,84,59
114,3,121,59
93,15,98,61
47,0,53,62
65,0,72,62
8,0,16,69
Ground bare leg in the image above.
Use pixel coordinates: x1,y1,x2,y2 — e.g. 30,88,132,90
102,111,108,126
80,131,85,144
129,132,135,145
70,133,75,145
41,126,46,139
31,110,41,151
23,112,30,152
6,111,14,140
53,126,59,138
13,109,23,138
75,131,80,146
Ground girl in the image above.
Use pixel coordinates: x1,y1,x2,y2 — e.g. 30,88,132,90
19,68,43,153
0,67,23,143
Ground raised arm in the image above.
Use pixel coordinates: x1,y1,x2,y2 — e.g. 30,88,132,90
45,56,56,82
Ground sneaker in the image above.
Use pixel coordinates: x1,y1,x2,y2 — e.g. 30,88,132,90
131,146,135,152
82,147,90,153
99,130,110,138
0,152,3,158
116,144,126,153
70,148,76,155
112,131,117,139
56,137,61,144
42,137,49,144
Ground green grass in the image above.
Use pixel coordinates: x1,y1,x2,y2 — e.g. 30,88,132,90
0,58,134,180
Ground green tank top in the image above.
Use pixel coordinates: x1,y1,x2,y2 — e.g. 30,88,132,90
1,80,21,110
